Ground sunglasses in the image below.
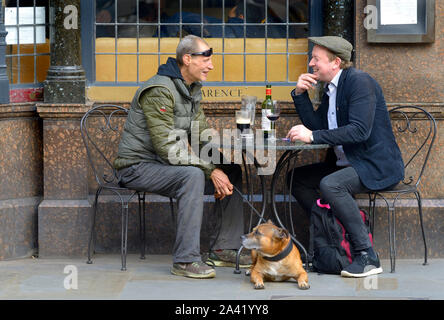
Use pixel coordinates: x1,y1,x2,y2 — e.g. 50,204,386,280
190,48,213,57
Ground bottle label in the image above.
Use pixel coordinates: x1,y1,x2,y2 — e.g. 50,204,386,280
261,109,272,131
266,89,271,95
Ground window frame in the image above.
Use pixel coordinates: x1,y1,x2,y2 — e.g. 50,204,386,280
81,0,323,87
4,0,50,88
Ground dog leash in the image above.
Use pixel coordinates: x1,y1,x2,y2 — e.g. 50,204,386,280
232,185,267,224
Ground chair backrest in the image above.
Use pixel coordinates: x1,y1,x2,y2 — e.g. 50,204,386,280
389,106,437,188
80,104,128,189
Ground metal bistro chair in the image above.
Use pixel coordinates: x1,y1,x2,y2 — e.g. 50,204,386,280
80,104,176,271
367,106,437,273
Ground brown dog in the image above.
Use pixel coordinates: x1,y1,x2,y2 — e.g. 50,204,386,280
241,220,310,290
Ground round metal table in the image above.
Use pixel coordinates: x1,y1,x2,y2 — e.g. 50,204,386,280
209,137,329,273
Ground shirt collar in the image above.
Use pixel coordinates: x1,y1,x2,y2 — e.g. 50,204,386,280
326,69,343,91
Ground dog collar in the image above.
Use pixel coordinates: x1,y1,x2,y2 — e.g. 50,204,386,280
263,240,294,262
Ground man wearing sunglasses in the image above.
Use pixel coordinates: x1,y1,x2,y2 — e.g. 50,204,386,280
114,35,249,279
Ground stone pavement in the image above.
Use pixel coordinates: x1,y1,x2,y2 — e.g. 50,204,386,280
0,254,443,300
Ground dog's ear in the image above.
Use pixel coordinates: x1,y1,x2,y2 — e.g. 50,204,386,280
278,228,289,239
273,227,289,239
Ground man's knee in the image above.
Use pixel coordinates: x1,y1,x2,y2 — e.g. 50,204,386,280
175,166,206,200
182,166,205,184
319,174,343,197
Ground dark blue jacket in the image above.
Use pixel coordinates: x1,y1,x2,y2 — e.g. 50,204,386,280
291,67,404,190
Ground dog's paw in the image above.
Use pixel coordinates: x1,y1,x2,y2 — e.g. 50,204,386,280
254,283,265,290
298,281,310,290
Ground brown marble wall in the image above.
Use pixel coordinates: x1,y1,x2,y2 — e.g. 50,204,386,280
354,0,444,104
349,1,444,259
37,104,90,200
349,1,444,260
38,199,91,257
0,198,40,259
0,104,42,259
370,205,444,260
389,111,443,199
0,105,43,200
36,104,92,257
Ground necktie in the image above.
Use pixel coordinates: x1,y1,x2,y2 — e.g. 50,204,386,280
321,84,330,106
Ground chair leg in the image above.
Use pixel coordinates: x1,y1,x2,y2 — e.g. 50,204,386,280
415,191,428,266
121,201,129,271
388,205,396,273
87,188,101,264
139,193,146,260
234,245,244,275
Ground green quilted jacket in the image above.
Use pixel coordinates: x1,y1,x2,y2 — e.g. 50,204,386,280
113,58,215,178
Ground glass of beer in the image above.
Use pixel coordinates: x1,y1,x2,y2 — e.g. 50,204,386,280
236,109,252,139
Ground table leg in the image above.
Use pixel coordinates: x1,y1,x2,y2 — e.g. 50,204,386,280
271,150,310,270
234,152,267,274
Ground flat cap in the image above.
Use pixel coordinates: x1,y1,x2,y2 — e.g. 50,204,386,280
308,36,353,61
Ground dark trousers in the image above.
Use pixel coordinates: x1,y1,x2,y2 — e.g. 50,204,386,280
118,162,244,263
287,162,372,252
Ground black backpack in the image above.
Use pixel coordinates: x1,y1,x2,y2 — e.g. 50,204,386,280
308,199,373,274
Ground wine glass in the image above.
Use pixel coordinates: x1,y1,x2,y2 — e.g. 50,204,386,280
266,100,281,141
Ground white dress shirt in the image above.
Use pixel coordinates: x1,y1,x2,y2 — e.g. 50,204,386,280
326,69,350,167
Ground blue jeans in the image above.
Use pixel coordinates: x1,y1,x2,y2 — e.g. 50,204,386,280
287,162,372,252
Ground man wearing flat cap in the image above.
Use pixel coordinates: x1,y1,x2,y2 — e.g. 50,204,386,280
286,36,404,277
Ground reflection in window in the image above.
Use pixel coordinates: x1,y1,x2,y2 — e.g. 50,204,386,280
94,0,309,84
4,0,50,85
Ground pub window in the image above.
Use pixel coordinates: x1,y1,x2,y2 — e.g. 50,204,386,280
94,0,310,85
4,0,50,85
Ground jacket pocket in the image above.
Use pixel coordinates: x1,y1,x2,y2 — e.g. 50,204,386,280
118,163,142,186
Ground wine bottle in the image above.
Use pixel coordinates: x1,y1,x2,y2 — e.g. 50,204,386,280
261,84,273,139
